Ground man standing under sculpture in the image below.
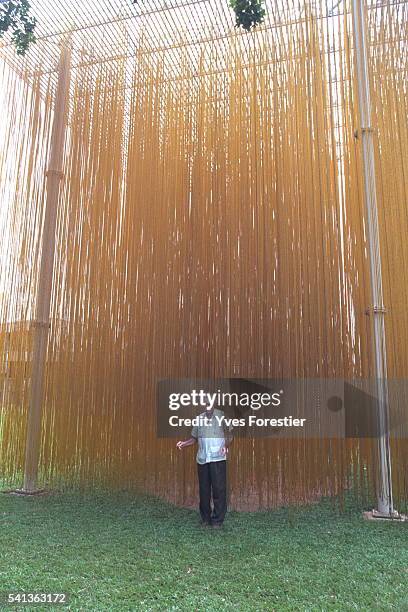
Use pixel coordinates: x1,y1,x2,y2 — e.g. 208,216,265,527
176,401,233,528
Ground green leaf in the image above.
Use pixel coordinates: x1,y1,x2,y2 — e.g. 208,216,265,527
0,0,37,55
229,0,265,31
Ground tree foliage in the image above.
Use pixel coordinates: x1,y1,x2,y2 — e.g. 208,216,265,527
229,0,265,31
0,0,36,55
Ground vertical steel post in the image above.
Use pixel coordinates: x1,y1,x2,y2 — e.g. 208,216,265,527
351,0,393,514
23,41,71,492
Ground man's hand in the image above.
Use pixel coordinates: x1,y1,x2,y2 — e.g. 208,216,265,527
176,437,196,450
220,446,228,456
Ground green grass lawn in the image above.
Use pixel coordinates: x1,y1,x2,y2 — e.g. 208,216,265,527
0,489,407,612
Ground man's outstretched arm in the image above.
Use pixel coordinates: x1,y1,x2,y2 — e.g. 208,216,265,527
176,437,197,450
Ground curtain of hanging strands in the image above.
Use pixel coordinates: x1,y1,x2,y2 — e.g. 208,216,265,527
0,0,407,510
0,62,54,482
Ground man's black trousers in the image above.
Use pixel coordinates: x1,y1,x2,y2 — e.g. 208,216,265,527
197,460,227,525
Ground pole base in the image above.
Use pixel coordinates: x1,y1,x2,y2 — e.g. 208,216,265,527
2,488,47,496
363,509,407,522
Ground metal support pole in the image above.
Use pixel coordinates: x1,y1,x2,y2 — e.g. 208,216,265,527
22,41,71,493
351,0,393,515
